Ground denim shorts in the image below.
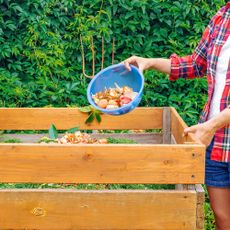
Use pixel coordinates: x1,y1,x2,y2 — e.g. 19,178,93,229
205,139,230,188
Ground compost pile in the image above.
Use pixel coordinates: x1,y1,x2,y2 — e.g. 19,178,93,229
58,131,107,144
92,84,138,109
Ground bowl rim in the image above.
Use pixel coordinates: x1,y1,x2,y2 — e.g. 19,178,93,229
87,63,144,114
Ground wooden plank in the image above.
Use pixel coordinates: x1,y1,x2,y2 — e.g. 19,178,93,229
175,184,204,230
0,189,197,230
163,107,171,144
0,144,205,184
3,133,163,144
195,184,205,230
171,134,177,144
175,184,195,191
171,107,197,144
0,107,163,130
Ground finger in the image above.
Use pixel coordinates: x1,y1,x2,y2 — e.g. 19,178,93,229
184,127,190,135
184,126,196,135
123,56,137,71
183,130,189,137
123,60,131,71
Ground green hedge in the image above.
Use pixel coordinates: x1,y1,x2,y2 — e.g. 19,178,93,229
0,0,225,124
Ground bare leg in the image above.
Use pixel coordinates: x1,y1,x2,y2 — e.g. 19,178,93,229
207,186,230,230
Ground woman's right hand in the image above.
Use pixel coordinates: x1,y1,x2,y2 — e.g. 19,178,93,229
122,55,151,72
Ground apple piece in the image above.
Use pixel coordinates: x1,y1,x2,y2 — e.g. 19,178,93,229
97,99,108,109
123,91,138,100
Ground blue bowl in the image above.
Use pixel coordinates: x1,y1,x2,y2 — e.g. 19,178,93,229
87,63,144,116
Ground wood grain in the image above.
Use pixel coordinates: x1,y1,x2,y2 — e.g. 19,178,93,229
171,107,197,144
196,184,205,230
0,144,205,184
0,189,197,230
0,107,163,130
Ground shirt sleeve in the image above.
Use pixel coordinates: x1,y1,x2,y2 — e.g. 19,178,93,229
169,9,221,81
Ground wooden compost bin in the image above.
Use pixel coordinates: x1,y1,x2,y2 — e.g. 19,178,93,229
0,107,205,230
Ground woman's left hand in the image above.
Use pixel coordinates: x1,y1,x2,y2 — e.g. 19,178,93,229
184,122,216,146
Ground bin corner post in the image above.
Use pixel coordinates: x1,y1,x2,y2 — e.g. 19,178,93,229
196,184,205,230
163,107,171,144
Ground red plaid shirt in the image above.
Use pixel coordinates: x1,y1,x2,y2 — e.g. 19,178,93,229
170,3,230,162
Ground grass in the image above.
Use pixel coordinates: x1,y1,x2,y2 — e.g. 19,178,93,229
0,183,174,190
0,133,22,143
107,137,137,144
2,138,22,143
205,201,215,230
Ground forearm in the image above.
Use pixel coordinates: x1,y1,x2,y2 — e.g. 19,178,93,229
147,58,171,74
207,108,230,132
123,56,171,73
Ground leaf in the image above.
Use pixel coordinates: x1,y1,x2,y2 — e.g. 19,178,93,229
79,106,92,113
95,112,101,123
5,21,17,31
85,112,95,124
66,127,79,133
49,124,58,139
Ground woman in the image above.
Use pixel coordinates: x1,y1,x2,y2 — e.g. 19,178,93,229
123,2,230,230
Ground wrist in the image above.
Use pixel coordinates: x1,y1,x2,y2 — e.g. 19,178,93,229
147,58,156,70
206,118,219,133
207,108,230,131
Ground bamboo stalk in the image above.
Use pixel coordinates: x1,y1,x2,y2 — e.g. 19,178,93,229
101,36,104,70
80,34,94,79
